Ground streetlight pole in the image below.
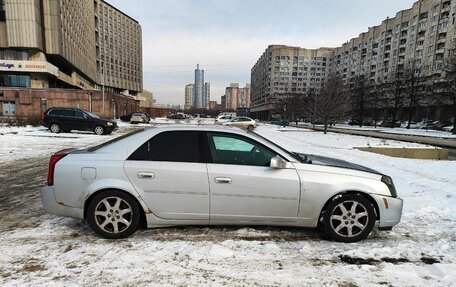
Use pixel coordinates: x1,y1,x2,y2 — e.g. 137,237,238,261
102,60,105,116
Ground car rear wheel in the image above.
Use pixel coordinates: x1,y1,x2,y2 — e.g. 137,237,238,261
50,123,62,133
322,193,376,242
94,125,105,135
247,125,255,131
87,190,141,239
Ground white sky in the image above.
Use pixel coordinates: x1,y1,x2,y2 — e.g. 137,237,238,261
107,0,417,106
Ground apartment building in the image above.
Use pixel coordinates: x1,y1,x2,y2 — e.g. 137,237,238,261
184,83,194,110
251,0,456,120
251,45,334,119
331,0,455,86
95,0,142,95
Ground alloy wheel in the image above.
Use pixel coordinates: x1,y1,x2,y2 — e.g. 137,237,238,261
329,200,369,238
94,197,133,234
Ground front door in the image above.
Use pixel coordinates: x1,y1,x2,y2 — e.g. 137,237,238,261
205,132,301,223
124,131,210,220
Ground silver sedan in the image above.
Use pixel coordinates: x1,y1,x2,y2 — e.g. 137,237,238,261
41,126,402,242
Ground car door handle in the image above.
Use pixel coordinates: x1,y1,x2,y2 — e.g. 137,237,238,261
137,172,155,179
214,177,232,184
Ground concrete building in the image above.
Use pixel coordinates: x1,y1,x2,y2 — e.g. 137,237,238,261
194,64,204,108
239,83,251,108
95,0,142,95
209,100,218,110
221,95,226,110
135,89,153,108
225,83,240,111
251,0,456,120
184,83,194,110
203,82,210,108
251,46,334,119
0,0,142,118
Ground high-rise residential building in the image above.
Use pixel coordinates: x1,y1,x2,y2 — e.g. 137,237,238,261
225,83,240,110
184,83,195,110
239,83,251,108
251,0,456,120
251,46,333,119
221,95,227,110
194,64,204,108
0,0,142,95
95,0,142,95
203,82,210,108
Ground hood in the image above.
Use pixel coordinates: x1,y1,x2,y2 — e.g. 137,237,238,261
294,153,382,175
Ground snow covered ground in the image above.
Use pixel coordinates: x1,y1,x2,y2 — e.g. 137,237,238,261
313,123,456,139
0,123,455,286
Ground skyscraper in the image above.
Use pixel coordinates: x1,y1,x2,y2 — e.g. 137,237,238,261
184,83,194,110
203,82,210,108
194,64,204,108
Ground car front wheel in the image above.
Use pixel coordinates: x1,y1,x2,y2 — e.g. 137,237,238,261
94,125,105,135
322,193,376,243
87,190,141,239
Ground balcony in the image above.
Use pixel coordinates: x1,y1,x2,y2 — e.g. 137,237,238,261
436,38,446,44
435,49,445,54
441,6,451,13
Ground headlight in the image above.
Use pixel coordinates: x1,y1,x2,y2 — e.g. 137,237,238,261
381,175,397,198
107,122,113,126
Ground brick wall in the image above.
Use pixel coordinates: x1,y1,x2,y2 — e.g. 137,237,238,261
0,88,139,119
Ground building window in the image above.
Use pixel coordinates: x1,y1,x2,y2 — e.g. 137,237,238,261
0,0,5,21
0,74,30,88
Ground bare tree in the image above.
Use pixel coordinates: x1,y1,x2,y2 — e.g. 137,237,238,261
349,75,367,126
365,79,386,128
435,55,456,134
316,75,350,134
383,68,407,128
273,93,312,125
402,61,426,129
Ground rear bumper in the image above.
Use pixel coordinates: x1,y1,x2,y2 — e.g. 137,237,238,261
371,193,403,228
40,186,84,219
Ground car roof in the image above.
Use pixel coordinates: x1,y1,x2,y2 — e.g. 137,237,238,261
92,125,269,156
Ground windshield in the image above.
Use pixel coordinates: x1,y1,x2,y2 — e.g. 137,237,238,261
250,131,303,163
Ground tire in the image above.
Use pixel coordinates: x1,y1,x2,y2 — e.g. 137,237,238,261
247,125,255,131
321,193,376,243
49,123,62,133
87,190,141,239
94,125,105,135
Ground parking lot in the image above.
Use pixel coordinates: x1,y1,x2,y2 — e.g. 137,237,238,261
0,122,455,286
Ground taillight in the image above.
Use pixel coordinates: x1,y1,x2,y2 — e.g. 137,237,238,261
47,150,70,186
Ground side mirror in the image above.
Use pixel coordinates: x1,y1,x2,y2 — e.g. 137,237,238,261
270,155,287,169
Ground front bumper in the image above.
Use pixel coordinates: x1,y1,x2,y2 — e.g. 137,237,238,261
40,186,84,219
370,193,403,228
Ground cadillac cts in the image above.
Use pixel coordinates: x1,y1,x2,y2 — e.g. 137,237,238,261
41,126,403,242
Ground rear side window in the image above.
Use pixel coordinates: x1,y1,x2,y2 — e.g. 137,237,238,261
61,109,74,117
128,131,202,163
48,109,62,116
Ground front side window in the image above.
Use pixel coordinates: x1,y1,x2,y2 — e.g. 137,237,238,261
207,133,276,166
128,131,202,163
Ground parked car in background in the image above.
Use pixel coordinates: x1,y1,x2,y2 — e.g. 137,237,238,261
270,118,290,126
400,121,420,129
380,120,401,128
120,112,151,122
42,107,117,135
167,113,186,119
214,114,235,124
442,125,454,133
223,116,258,130
41,126,402,242
432,121,453,130
130,112,150,124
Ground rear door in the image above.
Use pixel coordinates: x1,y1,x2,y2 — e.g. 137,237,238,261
124,131,210,220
